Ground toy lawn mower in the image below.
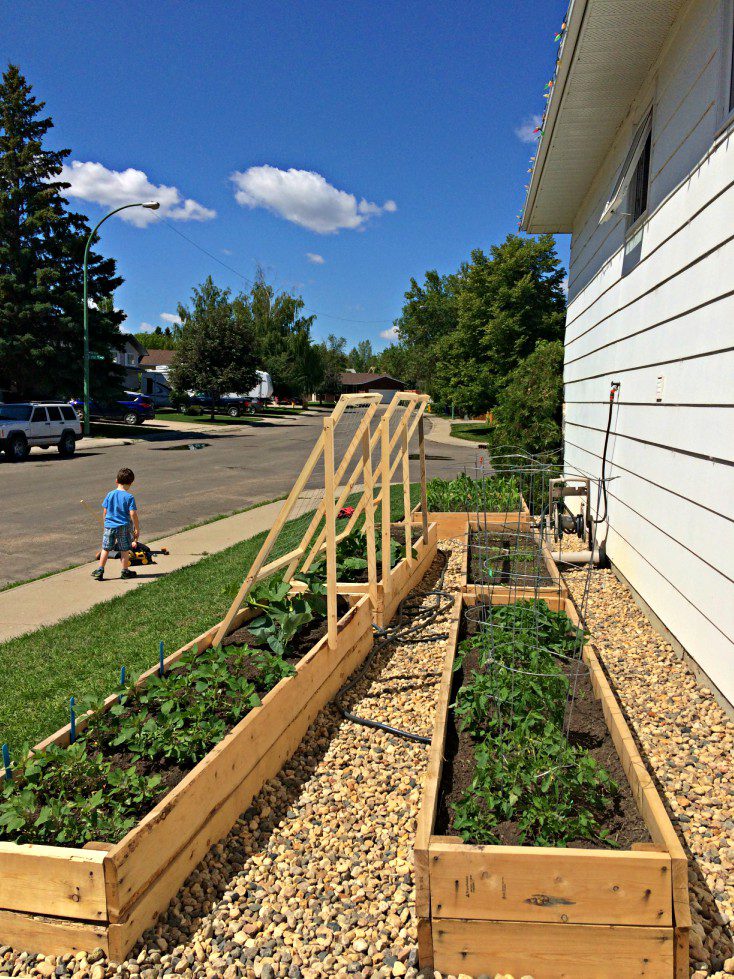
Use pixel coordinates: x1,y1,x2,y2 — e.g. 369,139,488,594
81,499,170,566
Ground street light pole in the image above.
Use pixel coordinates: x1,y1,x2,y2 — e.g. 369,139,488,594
82,200,160,437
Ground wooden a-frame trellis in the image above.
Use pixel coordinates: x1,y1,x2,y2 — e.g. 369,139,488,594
212,392,431,650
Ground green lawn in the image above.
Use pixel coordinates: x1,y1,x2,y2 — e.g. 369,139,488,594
450,422,492,443
0,486,416,751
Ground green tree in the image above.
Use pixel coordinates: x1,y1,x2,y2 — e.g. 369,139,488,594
316,334,347,400
169,277,259,419
238,270,317,399
0,65,125,399
392,235,566,414
489,340,564,454
133,325,180,351
347,339,374,373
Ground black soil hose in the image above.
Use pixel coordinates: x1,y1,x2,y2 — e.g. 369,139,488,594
334,550,454,745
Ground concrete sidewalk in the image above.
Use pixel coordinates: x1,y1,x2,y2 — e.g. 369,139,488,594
0,501,284,643
426,414,486,448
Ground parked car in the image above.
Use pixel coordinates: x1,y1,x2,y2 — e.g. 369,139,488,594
0,402,81,461
69,393,155,426
174,392,257,417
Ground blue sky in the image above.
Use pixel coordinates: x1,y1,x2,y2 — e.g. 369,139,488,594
3,0,569,348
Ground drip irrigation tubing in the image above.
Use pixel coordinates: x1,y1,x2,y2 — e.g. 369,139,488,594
333,549,454,744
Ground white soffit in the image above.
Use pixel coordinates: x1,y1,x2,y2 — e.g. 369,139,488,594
522,0,688,233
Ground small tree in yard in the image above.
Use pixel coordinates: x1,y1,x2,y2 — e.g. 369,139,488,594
489,340,564,454
169,277,258,419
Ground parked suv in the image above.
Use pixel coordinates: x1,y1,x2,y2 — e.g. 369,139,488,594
69,393,155,425
0,402,81,461
174,392,257,417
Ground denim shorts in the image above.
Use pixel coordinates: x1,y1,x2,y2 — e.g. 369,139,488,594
102,525,133,552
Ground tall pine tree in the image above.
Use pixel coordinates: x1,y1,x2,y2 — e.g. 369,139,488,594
0,64,125,400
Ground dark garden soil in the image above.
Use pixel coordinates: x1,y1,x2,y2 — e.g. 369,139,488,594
79,596,352,831
436,622,651,849
468,530,556,588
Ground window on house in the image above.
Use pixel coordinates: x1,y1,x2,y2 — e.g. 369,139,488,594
730,5,734,113
629,128,652,223
600,108,653,223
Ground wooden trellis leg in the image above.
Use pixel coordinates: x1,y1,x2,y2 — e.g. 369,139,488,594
323,416,338,649
362,426,378,611
402,422,414,567
418,416,429,545
380,415,392,608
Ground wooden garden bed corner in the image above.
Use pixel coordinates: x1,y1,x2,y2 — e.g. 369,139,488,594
0,597,374,961
414,589,690,979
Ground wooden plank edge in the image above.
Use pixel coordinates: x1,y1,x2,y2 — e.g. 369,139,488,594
415,593,462,920
106,615,376,960
0,908,110,958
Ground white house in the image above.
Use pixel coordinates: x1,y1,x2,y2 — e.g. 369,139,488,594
522,0,734,706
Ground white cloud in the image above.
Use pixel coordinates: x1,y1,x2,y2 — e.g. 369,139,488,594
230,165,397,234
140,322,156,331
514,114,543,144
380,325,399,340
306,252,325,264
59,161,216,227
160,312,182,324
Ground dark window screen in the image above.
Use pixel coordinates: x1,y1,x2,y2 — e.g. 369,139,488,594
61,405,77,420
630,130,652,223
30,407,47,422
47,406,62,420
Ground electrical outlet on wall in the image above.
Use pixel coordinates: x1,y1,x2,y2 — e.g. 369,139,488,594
656,375,665,402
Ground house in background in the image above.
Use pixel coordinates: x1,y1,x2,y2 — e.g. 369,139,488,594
139,349,175,405
339,371,406,402
113,335,148,390
522,0,734,706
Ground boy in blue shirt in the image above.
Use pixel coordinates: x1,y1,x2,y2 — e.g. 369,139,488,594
91,467,140,581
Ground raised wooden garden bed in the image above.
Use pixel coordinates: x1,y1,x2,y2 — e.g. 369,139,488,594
0,596,373,960
414,590,690,979
460,514,567,604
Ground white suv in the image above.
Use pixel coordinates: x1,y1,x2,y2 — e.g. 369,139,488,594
0,402,82,462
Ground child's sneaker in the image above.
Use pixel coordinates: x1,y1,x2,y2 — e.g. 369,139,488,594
120,569,138,579
91,567,104,581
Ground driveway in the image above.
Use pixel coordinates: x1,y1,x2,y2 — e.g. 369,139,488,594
1,413,477,588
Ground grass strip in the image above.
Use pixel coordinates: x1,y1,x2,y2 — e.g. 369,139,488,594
0,486,416,750
450,422,492,443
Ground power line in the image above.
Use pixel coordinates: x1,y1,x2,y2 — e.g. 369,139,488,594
160,218,395,328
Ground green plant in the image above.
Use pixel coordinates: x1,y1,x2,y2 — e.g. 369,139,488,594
0,742,163,845
451,601,616,847
247,578,325,656
426,472,520,513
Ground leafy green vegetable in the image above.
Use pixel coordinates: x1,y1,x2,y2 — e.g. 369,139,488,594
426,472,520,513
451,601,617,847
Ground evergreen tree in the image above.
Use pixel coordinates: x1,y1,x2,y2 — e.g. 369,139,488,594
0,65,125,399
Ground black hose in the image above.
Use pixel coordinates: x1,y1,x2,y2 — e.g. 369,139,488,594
334,550,454,745
596,386,618,524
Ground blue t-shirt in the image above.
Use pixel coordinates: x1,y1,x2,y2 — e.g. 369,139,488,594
102,489,137,528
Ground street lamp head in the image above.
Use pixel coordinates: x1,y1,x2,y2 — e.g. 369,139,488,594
142,201,160,210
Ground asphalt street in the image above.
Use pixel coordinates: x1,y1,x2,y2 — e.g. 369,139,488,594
1,411,478,587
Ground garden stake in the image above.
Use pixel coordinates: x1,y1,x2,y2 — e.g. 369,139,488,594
159,640,165,677
119,665,126,702
69,697,76,744
2,744,11,781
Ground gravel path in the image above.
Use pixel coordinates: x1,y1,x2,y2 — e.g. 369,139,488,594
567,568,734,979
0,547,464,979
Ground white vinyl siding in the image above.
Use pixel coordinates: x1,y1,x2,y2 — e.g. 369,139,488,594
563,0,734,702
